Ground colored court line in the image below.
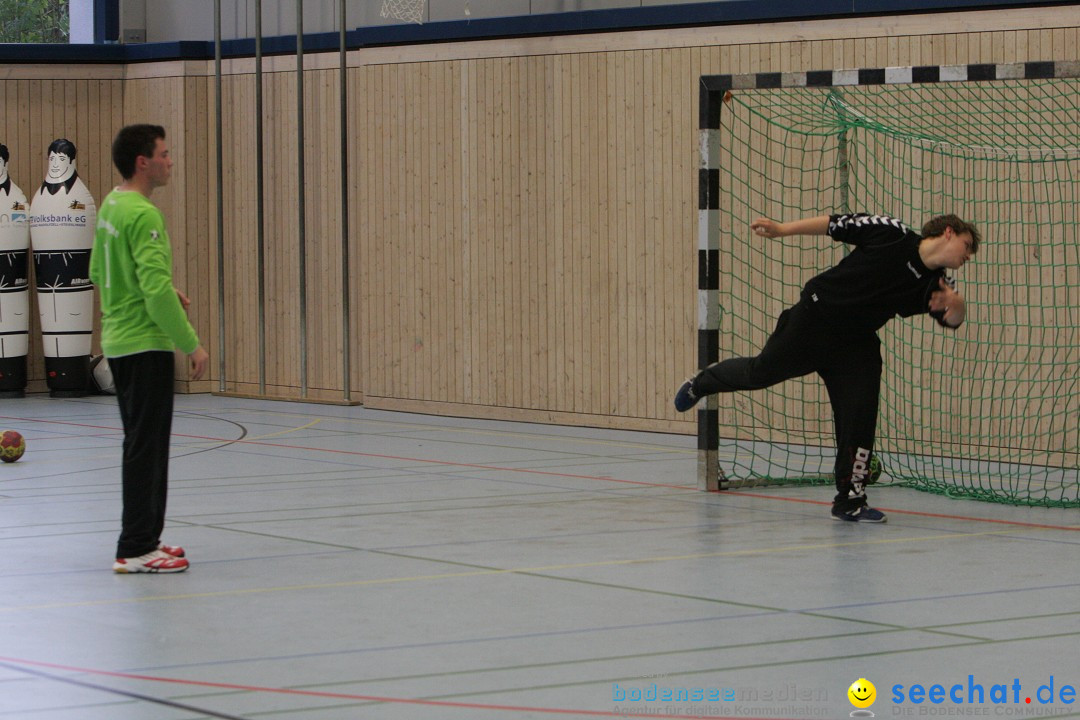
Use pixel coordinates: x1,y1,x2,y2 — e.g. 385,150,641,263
232,407,697,453
724,491,1080,532
0,661,252,720
0,527,1042,613
0,656,787,720
2,414,1076,533
0,415,691,490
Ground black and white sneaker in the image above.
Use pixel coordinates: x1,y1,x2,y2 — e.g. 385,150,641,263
674,378,700,412
831,505,887,523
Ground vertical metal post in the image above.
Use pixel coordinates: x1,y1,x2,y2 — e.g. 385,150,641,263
339,0,351,402
214,0,226,392
256,0,266,395
296,0,308,398
697,80,726,492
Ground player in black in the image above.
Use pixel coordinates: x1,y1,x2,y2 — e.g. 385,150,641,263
675,213,980,522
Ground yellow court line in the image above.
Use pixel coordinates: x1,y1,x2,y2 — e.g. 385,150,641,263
245,418,322,441
2,528,1026,613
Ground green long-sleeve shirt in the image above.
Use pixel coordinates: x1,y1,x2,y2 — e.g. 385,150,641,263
89,189,199,357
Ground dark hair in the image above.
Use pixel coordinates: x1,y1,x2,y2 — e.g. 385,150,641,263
111,124,166,179
47,138,77,160
922,214,981,253
0,144,8,163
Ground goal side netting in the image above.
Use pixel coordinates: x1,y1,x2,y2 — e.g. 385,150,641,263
704,78,1078,508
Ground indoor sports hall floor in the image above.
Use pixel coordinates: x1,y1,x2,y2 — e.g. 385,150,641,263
1,394,1077,720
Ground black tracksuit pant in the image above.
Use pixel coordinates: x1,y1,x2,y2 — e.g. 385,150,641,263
692,300,882,510
111,351,176,559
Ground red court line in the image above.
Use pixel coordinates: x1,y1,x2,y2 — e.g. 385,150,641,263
3,415,1077,533
0,655,788,720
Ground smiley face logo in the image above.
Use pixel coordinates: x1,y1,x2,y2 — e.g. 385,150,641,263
848,678,877,709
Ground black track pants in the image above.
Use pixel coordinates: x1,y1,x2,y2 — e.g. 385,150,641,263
111,351,176,559
693,301,882,506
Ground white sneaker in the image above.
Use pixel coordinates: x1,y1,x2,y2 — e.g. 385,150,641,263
113,549,190,573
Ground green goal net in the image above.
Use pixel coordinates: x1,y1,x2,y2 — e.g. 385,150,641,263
710,78,1079,507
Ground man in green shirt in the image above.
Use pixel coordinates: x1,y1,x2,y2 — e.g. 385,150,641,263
90,124,209,573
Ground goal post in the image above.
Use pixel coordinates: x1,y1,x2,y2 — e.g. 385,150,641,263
697,63,1080,508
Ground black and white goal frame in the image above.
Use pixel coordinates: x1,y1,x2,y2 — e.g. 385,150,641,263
695,60,1080,491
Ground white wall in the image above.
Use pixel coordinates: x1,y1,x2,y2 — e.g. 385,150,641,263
69,0,96,43
139,0,703,43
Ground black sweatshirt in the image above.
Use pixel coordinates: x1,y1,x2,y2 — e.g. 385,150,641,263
799,213,956,332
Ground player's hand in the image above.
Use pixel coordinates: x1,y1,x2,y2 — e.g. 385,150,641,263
188,346,209,381
929,277,965,327
176,288,192,310
927,277,956,313
751,218,783,238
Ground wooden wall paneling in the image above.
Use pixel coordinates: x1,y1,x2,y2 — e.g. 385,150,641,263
430,59,444,403
497,55,511,408
384,62,400,402
218,73,238,391
671,45,689,420
258,68,276,393
317,66,341,398
574,49,586,415
460,58,475,404
362,63,377,400
524,55,541,410
468,56,482,407
394,62,410,402
584,51,599,417
430,59,448,404
629,49,646,420
233,71,261,393
601,51,618,417
495,57,511,410
583,51,599,417
609,50,626,417
407,61,422,402
662,48,679,420
521,55,536,412
483,57,499,410
427,60,442,403
364,64,382,399
550,54,567,412
644,48,660,419
346,64,363,403
454,58,467,405
199,74,215,387
514,54,527,411
264,69,294,394
435,59,448,404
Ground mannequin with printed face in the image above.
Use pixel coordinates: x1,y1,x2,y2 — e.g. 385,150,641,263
29,138,97,396
0,144,31,396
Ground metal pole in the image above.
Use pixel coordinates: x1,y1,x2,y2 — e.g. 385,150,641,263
339,0,351,402
214,0,226,393
256,0,266,395
297,0,308,398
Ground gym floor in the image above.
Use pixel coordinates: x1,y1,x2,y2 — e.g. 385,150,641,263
1,394,1077,719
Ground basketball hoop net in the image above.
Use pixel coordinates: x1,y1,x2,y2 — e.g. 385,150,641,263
380,0,425,24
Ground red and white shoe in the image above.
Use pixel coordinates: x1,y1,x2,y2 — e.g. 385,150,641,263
158,542,186,558
113,549,189,574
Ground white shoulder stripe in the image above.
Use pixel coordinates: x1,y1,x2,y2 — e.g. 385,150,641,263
832,213,909,233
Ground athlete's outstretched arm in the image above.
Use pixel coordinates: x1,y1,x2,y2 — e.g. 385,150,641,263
751,215,830,239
